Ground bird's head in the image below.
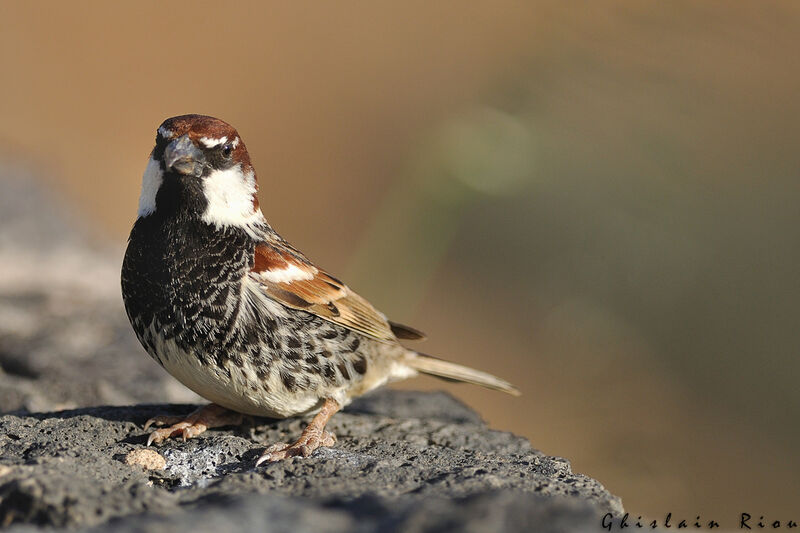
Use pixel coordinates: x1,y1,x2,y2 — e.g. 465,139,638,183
137,114,262,229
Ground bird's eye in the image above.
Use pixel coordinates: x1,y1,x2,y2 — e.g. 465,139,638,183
221,144,233,158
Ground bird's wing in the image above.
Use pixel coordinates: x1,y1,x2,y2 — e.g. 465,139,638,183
248,239,416,343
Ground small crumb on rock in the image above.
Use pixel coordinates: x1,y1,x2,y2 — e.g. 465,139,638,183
125,449,166,470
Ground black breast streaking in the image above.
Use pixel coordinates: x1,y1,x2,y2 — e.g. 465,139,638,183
121,211,254,370
121,212,369,397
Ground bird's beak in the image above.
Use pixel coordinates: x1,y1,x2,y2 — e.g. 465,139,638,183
164,135,205,176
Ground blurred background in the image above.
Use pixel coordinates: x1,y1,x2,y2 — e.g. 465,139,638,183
2,0,799,519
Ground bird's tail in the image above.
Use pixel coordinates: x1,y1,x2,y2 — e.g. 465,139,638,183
405,352,520,396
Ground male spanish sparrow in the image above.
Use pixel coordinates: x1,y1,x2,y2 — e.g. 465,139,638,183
121,114,519,463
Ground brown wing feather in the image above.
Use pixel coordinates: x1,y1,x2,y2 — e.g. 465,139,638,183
249,241,398,342
388,321,427,340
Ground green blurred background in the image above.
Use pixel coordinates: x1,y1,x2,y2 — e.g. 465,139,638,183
2,0,799,518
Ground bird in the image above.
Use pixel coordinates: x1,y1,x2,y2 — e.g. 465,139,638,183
121,114,519,464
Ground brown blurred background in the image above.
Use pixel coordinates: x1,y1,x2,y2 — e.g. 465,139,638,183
2,0,799,519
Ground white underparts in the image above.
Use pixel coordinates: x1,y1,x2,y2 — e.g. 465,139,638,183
137,156,163,217
201,166,263,230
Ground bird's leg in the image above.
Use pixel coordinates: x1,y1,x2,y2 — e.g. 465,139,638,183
256,398,340,464
144,403,244,446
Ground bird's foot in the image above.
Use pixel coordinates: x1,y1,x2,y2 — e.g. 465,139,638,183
256,397,340,465
144,403,243,446
256,429,337,465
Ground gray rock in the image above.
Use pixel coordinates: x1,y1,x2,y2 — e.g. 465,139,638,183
0,169,201,413
0,170,623,531
0,391,621,532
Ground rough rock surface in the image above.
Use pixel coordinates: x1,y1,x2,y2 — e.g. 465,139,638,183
0,168,202,414
0,169,623,531
0,392,621,532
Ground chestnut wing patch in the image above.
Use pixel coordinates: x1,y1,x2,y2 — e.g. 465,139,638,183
249,242,399,342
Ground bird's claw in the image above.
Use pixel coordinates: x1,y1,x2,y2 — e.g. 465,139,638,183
256,430,336,465
146,421,206,446
142,404,242,446
143,414,185,432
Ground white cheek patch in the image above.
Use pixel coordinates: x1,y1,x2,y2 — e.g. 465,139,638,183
137,156,163,217
157,126,174,139
201,166,262,228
